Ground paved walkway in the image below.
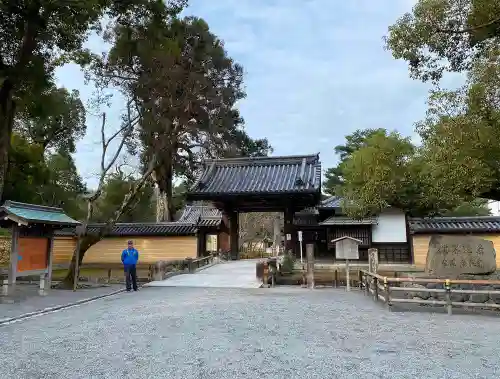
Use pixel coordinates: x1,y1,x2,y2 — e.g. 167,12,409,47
145,260,262,288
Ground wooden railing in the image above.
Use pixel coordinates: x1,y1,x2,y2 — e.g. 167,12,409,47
186,255,214,273
360,270,500,315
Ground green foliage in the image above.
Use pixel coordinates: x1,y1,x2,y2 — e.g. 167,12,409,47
16,86,86,153
96,10,271,221
281,252,296,273
417,48,500,201
444,199,491,217
324,128,387,195
42,151,87,219
339,130,436,217
4,134,49,204
3,134,87,219
385,0,500,82
93,172,155,222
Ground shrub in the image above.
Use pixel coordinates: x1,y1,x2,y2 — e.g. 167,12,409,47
281,252,295,273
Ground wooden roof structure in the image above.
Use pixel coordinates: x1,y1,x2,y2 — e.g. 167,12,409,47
187,154,322,211
0,201,80,228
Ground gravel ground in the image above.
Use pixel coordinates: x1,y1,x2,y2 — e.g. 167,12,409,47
0,284,123,320
1,286,500,379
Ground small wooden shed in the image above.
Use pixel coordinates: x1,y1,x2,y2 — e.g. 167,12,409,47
0,201,80,291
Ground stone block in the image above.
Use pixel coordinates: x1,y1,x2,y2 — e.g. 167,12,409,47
426,235,496,278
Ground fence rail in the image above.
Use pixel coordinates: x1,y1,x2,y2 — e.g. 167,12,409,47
359,270,500,315
1,254,218,295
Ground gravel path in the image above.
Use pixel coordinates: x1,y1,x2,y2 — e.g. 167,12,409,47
1,287,499,379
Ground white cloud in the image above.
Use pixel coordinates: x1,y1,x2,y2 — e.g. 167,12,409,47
57,0,437,185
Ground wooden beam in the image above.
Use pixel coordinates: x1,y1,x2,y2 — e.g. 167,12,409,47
8,224,20,292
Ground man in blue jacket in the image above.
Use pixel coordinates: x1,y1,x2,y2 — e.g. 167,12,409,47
121,240,139,291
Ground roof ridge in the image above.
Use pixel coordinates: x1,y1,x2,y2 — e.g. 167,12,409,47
203,154,319,166
2,200,64,213
410,216,500,221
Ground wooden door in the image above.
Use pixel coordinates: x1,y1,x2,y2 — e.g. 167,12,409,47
17,237,49,272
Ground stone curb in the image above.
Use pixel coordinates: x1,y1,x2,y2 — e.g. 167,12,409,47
0,287,128,327
193,261,218,273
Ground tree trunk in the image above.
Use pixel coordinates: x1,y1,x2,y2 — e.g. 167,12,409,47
57,164,156,289
0,81,15,202
154,158,175,222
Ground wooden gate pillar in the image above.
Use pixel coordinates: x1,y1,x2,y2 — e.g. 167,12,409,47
283,206,296,256
228,210,239,260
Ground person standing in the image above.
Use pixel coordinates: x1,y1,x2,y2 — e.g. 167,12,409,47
121,240,139,291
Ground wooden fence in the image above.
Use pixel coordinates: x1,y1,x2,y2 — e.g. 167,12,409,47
360,270,500,315
1,255,215,295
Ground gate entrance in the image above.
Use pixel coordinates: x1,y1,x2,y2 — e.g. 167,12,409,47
186,154,322,259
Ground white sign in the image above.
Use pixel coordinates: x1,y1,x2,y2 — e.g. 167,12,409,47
333,237,361,260
286,233,291,241
298,231,303,242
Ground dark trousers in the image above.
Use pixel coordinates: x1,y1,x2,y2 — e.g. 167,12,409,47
124,265,138,291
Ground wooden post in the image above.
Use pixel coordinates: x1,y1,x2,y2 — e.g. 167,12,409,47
345,259,350,291
334,269,338,288
358,270,363,290
445,279,452,315
383,277,391,309
8,224,20,295
301,264,306,288
263,261,268,288
108,268,112,283
39,273,46,296
2,278,8,296
46,234,54,289
73,236,82,292
228,210,239,260
364,273,370,296
373,277,378,301
306,243,314,289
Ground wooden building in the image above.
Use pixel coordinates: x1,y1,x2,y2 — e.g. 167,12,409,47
51,203,226,265
187,154,322,259
0,201,80,288
294,197,412,263
409,216,500,268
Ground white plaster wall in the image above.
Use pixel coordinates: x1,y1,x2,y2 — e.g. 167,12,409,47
372,208,407,243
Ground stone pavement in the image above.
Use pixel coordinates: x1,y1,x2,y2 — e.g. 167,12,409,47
145,259,262,288
0,283,124,321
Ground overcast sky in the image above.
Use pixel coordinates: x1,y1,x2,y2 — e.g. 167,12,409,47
54,0,498,213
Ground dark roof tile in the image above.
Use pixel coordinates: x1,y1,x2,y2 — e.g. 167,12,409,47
409,217,500,233
320,216,377,226
177,202,222,225
189,154,321,195
318,196,343,209
86,222,197,236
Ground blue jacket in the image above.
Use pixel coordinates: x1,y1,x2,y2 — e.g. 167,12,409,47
121,248,139,266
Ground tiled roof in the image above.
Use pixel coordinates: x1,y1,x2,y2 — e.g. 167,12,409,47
318,196,343,209
0,201,80,226
189,154,322,195
409,217,500,233
177,202,222,227
53,203,223,237
320,216,377,226
86,222,197,236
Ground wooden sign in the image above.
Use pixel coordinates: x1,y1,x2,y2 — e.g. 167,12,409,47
306,243,314,289
333,236,361,260
368,248,379,274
